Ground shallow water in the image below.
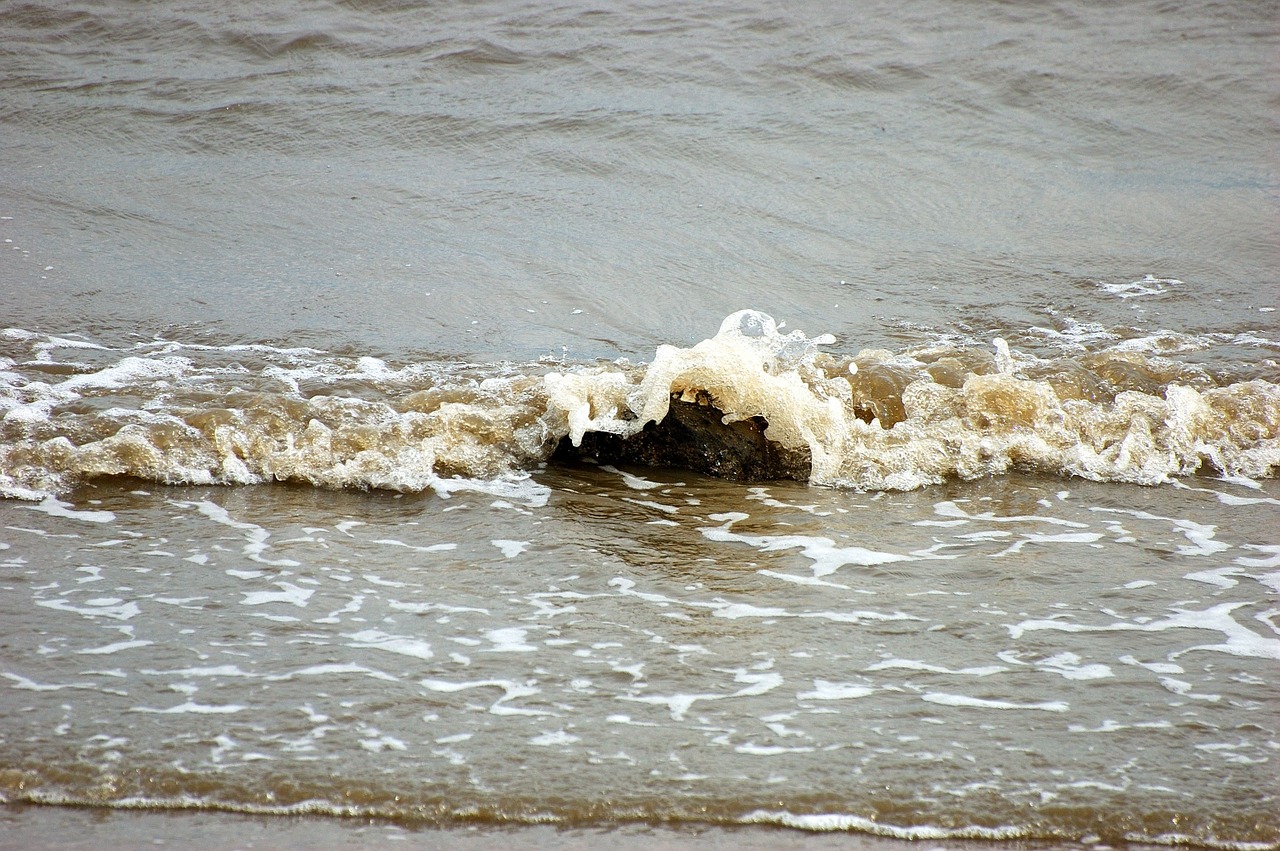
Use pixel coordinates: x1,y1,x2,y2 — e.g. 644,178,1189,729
1,0,1278,847
1,469,1278,846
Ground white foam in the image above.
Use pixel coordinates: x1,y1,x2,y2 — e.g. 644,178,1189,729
1236,545,1280,569
140,665,256,678
130,701,246,714
360,733,407,752
742,810,1026,840
419,678,552,716
60,355,192,392
28,496,115,524
1158,676,1221,702
1173,479,1280,506
756,569,849,588
922,692,1070,712
599,465,662,490
1216,491,1280,506
701,515,910,577
268,663,399,682
1037,652,1113,681
865,659,1007,677
735,743,815,755
360,573,405,588
991,531,1105,557
1097,275,1183,299
934,500,1089,528
373,538,457,553
181,501,300,567
605,714,660,727
1089,509,1234,558
621,669,783,720
529,729,580,746
36,597,140,621
434,474,550,508
0,333,565,500
345,629,434,661
746,487,828,515
622,497,680,514
240,582,314,608
1184,567,1245,588
33,334,109,353
75,565,103,583
1119,655,1184,675
491,539,530,558
434,732,472,744
483,627,538,652
955,530,1013,540
389,600,489,616
76,639,153,655
2,671,96,691
1,399,54,425
609,575,917,624
797,680,876,700
1010,602,1280,661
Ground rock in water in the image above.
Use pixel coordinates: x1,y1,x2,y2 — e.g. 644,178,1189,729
552,393,812,481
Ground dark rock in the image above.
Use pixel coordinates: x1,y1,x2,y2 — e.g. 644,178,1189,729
552,393,811,481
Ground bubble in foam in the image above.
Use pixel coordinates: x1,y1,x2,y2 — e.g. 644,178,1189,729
721,309,778,339
716,308,837,369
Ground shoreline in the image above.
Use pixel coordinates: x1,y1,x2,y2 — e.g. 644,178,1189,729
0,803,1240,851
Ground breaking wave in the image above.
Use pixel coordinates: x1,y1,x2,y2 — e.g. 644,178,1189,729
1,312,1277,500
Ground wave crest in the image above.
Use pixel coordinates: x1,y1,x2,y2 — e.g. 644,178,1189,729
2,314,1277,499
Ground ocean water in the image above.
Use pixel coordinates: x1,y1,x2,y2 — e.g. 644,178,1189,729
1,0,1278,848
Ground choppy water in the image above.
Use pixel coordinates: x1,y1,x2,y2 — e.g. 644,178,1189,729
2,0,1278,847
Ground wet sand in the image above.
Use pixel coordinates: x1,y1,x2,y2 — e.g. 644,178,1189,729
1,804,1103,851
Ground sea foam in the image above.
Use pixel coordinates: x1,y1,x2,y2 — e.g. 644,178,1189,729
1,316,1277,498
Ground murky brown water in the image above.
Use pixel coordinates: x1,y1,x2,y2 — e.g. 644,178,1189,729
2,0,1277,847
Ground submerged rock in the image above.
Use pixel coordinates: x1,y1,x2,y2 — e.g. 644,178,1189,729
552,393,812,481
